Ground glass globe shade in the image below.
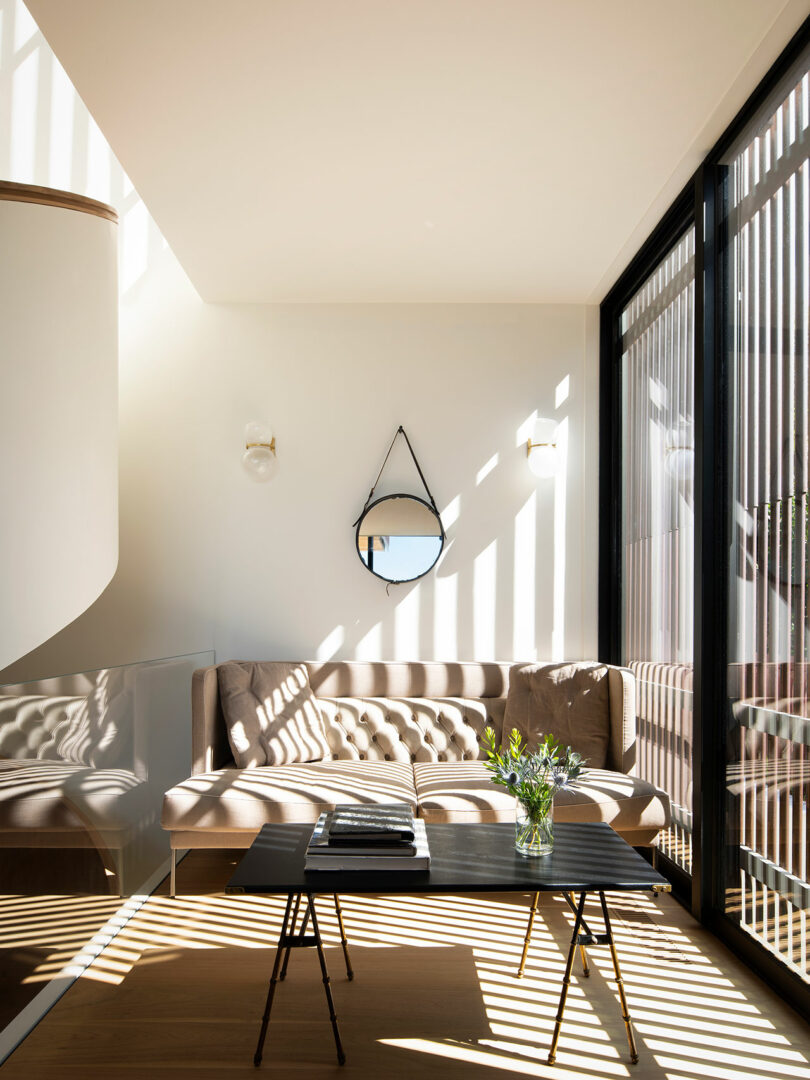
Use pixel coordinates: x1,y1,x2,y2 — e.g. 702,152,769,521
242,420,276,482
528,443,557,479
242,445,277,482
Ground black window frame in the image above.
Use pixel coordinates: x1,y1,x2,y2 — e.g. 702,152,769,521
599,14,810,1021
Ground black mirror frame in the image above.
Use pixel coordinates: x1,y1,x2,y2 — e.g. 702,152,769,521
355,493,446,585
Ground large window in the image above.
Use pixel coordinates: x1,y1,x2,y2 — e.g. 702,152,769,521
601,22,810,1013
723,56,809,980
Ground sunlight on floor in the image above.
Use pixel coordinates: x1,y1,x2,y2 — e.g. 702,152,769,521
37,887,808,1079
0,894,121,984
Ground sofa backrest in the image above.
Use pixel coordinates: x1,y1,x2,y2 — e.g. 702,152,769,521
191,660,636,775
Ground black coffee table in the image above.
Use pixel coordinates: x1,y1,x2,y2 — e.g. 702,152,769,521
226,820,670,1068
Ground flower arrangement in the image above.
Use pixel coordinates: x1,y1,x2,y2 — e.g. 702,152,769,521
482,727,586,855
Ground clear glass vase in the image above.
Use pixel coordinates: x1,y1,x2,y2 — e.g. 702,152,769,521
515,798,553,857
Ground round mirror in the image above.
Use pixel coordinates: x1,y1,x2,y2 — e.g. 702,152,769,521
356,494,445,584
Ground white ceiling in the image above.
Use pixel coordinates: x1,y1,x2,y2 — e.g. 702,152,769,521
28,0,809,303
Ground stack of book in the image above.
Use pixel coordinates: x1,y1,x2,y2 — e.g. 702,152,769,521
304,803,430,871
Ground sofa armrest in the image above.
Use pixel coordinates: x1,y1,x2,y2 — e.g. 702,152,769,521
191,666,231,775
607,665,636,775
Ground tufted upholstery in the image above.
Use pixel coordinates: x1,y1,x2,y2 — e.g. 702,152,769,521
317,697,500,764
0,665,134,769
163,660,671,889
0,695,87,760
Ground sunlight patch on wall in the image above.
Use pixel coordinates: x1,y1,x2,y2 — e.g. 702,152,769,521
86,115,111,205
395,585,420,659
434,572,457,660
121,199,149,293
440,494,460,530
10,41,36,178
476,453,498,486
12,0,34,50
516,412,536,448
474,540,497,659
552,417,568,660
355,622,381,661
47,59,74,191
513,492,536,660
316,625,344,662
555,374,570,409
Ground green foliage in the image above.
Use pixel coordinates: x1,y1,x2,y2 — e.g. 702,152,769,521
482,727,586,820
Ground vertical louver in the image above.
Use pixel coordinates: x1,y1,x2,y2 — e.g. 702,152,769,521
725,63,810,980
620,229,696,873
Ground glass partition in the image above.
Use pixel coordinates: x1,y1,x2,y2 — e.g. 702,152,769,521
0,651,214,1054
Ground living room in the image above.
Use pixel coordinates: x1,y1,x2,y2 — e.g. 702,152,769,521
1,1,809,1075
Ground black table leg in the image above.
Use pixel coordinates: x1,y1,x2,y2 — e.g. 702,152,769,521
279,893,304,981
254,893,295,1067
547,890,587,1065
253,892,347,1069
307,893,346,1065
547,890,639,1066
333,894,354,980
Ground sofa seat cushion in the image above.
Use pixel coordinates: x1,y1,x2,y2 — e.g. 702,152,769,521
0,759,146,833
161,760,417,832
413,762,671,838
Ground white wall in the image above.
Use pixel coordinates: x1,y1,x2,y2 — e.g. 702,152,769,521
0,0,600,682
0,197,118,670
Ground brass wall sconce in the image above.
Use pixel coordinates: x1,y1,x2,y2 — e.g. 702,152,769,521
527,419,558,479
242,420,277,482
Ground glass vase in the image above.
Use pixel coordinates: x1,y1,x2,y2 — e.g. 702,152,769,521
515,798,553,857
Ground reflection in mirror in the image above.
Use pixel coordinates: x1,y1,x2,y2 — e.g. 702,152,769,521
357,495,444,584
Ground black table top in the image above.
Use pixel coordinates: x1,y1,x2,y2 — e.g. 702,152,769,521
225,822,669,896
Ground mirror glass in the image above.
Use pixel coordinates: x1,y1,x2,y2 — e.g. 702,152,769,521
356,495,444,583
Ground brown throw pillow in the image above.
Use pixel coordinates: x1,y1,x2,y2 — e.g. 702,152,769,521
504,662,611,769
218,662,330,768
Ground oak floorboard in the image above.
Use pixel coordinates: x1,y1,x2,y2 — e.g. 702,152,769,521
3,851,809,1079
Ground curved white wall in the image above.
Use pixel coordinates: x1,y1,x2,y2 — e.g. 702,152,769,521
0,193,118,670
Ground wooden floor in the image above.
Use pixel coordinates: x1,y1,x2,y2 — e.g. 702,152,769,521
2,850,809,1079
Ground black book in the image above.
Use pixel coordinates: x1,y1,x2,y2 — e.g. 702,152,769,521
324,803,415,844
306,815,429,871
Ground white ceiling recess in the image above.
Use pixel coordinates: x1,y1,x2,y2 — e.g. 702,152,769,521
27,0,810,303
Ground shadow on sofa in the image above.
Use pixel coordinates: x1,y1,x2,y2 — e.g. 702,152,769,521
162,660,672,895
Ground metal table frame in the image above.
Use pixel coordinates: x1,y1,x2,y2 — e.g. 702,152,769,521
225,821,670,1069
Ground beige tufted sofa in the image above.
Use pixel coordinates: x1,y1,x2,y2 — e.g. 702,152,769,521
161,661,671,893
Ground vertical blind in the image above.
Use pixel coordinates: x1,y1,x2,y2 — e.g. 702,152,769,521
724,58,810,980
620,228,695,873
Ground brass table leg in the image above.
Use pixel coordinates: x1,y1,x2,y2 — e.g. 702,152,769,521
519,892,590,979
517,891,540,978
547,890,587,1065
599,891,638,1064
333,894,354,980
